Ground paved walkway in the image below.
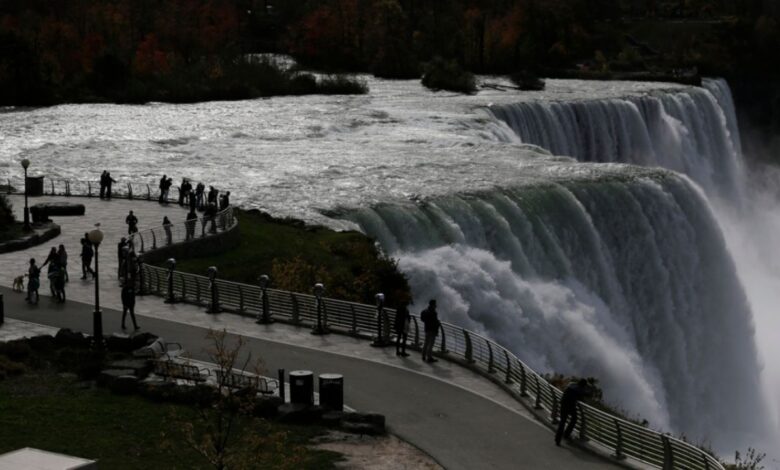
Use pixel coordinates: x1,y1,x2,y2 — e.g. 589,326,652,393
0,196,618,469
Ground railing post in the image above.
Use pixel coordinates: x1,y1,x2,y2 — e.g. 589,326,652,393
0,293,4,326
88,181,92,197
179,273,186,300
520,364,528,397
661,435,674,470
146,184,151,200
463,330,474,363
439,324,448,353
578,404,590,442
613,419,626,460
151,230,157,249
533,375,543,409
154,267,161,293
137,260,145,295
138,233,145,253
238,285,245,313
504,349,512,384
206,267,221,313
290,293,300,324
65,181,70,196
128,183,133,200
195,277,202,303
551,394,559,423
350,305,357,335
412,317,420,347
164,258,177,304
487,341,495,373
371,293,389,346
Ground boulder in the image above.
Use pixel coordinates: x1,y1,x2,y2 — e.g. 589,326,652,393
106,333,134,353
55,329,88,349
26,335,56,353
276,403,324,425
98,368,135,387
30,202,85,222
130,332,158,350
110,375,139,395
108,359,152,379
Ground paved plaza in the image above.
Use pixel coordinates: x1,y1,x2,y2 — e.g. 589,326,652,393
0,195,618,469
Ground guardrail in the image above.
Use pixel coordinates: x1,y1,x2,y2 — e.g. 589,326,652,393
4,175,219,203
137,264,723,470
128,206,236,254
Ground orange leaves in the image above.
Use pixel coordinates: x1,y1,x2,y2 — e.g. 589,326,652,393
133,33,171,76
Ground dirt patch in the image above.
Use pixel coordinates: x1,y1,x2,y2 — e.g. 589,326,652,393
311,430,443,470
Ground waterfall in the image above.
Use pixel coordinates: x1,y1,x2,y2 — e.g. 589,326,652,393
487,78,745,201
347,172,767,451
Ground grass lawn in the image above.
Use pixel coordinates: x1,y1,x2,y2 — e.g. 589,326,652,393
0,370,341,469
172,209,410,307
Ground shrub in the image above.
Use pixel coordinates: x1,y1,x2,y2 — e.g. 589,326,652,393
0,194,14,225
316,75,369,95
421,57,477,94
509,71,545,91
0,355,26,380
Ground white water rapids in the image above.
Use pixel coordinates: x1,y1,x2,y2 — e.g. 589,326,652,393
1,76,777,454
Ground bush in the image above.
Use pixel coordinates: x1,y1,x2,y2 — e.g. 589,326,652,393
0,194,14,225
509,71,545,91
421,57,477,94
316,75,369,95
0,355,26,380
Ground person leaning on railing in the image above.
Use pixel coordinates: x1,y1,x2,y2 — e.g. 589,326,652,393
555,378,592,447
185,209,197,241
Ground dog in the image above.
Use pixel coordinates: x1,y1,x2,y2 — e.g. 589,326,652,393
13,274,25,292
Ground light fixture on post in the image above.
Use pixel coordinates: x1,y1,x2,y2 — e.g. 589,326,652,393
311,283,328,335
256,274,272,324
20,159,31,231
164,258,177,303
87,225,104,348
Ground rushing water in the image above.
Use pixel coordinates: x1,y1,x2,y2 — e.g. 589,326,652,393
1,76,776,453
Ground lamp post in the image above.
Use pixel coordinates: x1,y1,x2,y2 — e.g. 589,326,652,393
372,293,390,347
88,226,104,347
311,283,328,335
20,159,30,231
164,258,177,303
256,274,272,324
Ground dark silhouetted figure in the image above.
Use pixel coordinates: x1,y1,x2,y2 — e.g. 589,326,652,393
117,237,128,278
162,216,172,245
40,247,59,297
80,238,95,279
207,186,218,206
420,299,440,362
219,191,230,210
126,210,138,234
99,171,108,199
26,258,40,304
159,174,168,203
394,302,411,357
195,182,205,209
121,284,139,330
185,209,198,240
105,172,117,199
57,244,68,283
555,379,591,446
178,178,188,206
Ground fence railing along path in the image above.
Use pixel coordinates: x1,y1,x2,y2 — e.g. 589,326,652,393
136,253,723,470
6,174,722,469
5,175,197,202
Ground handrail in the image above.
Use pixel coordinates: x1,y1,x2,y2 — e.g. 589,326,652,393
127,206,236,253
136,263,723,470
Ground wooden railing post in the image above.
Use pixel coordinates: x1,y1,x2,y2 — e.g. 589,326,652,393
533,375,543,409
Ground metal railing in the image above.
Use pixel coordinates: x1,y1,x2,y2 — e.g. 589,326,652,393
128,206,236,254
137,263,723,470
4,175,223,204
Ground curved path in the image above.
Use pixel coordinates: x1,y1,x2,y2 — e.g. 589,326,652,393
0,195,618,469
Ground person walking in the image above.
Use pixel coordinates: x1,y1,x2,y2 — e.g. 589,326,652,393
125,210,138,235
420,299,440,363
158,174,168,203
80,238,96,280
121,283,139,330
195,182,205,209
207,186,218,206
26,258,40,304
555,379,591,446
185,209,198,240
53,265,66,303
57,244,69,282
178,178,187,206
117,237,128,278
162,216,173,245
40,247,59,297
394,302,411,357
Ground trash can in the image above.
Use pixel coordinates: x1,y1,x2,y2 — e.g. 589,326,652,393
289,370,313,406
319,373,344,411
26,176,44,196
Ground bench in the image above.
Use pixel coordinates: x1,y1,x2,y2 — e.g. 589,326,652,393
153,360,210,382
215,370,279,395
29,202,85,223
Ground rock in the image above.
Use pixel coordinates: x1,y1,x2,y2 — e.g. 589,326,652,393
277,403,324,425
98,368,135,387
130,332,158,350
106,333,134,353
108,359,152,379
27,335,56,353
0,339,32,361
55,329,88,349
252,396,283,419
110,375,139,394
